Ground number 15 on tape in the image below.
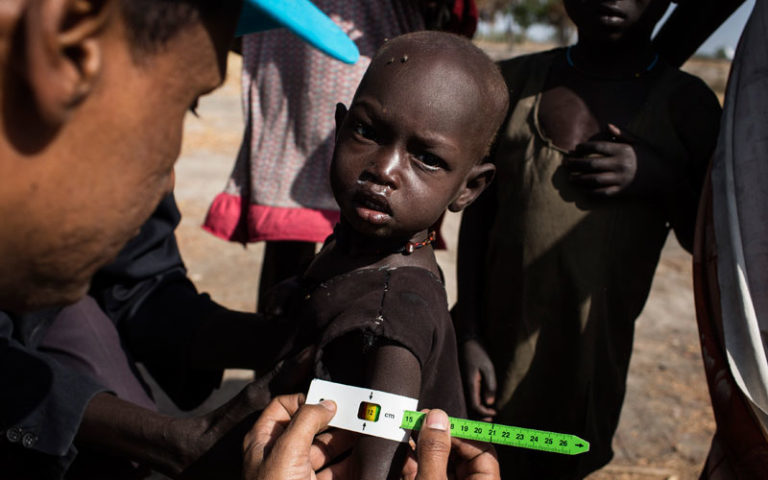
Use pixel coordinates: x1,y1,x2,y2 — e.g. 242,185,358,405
401,411,589,456
306,379,589,455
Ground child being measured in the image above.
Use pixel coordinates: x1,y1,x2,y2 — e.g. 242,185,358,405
263,31,509,478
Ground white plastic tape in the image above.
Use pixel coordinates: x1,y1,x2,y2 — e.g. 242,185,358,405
305,378,419,442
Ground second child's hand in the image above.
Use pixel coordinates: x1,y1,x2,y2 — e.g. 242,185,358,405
460,339,497,421
563,124,681,198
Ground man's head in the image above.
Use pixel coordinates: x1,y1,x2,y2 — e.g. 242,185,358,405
0,0,239,312
564,0,675,44
0,0,356,313
330,31,509,243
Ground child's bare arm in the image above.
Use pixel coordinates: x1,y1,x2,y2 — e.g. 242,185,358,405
455,187,498,419
347,343,422,480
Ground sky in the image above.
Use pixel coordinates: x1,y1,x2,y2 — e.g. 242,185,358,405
684,0,755,55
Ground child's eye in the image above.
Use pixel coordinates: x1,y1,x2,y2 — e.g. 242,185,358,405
352,122,377,141
415,152,445,171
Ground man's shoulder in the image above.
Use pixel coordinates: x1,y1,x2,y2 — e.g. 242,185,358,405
0,308,60,346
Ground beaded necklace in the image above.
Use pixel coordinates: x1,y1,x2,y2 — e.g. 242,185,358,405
332,224,436,255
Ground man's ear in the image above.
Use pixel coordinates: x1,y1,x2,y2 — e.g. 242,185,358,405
334,102,348,140
24,0,112,126
448,162,495,212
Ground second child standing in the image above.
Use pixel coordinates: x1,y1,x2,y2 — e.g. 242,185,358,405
455,0,723,478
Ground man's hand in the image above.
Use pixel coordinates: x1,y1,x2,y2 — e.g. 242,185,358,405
563,124,680,198
401,409,500,480
460,339,497,420
242,394,357,480
173,347,316,478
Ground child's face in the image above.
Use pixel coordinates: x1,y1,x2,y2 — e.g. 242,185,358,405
330,53,492,242
565,0,671,42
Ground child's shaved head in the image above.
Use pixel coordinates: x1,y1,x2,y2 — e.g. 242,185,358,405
332,31,506,242
356,31,509,160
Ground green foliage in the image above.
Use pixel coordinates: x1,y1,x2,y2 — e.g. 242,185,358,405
511,0,553,29
476,0,573,44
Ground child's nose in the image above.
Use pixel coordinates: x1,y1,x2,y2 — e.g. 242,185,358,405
361,148,401,189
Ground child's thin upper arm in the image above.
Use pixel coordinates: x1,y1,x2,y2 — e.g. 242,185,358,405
336,343,422,479
315,267,461,478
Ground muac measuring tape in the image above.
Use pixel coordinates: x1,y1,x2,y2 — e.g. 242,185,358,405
306,379,589,456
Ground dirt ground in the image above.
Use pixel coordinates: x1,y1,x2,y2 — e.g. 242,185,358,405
167,46,732,480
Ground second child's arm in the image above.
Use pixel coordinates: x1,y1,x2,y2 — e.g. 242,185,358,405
455,187,498,420
667,81,722,251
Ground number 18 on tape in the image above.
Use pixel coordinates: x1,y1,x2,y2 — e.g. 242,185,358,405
306,379,589,455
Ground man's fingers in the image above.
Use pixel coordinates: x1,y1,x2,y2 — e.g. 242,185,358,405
400,448,419,480
309,428,357,470
269,400,337,460
316,453,361,480
243,393,306,465
267,393,306,419
414,410,452,480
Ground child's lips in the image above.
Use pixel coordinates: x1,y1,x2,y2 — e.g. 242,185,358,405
598,14,624,26
595,3,626,25
596,2,625,16
352,191,393,224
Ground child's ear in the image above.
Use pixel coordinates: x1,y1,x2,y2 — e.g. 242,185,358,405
334,103,348,140
23,0,112,127
448,162,496,212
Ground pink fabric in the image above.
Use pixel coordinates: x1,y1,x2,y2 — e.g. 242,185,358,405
203,1,425,244
204,192,339,243
450,0,478,38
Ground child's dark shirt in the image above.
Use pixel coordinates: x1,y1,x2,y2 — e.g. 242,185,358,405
272,266,466,416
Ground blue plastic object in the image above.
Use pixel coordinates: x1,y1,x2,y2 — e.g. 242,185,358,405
236,0,359,64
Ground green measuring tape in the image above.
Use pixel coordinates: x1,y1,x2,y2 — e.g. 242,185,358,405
400,411,590,455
